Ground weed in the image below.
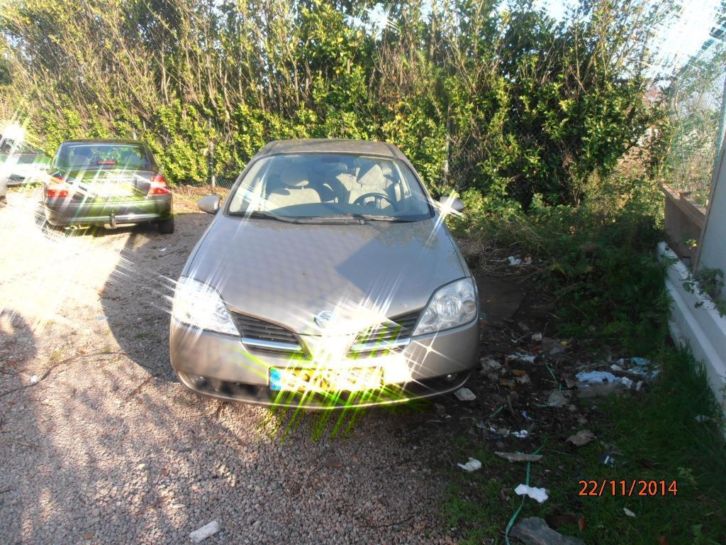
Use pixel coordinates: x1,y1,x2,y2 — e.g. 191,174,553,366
695,267,726,316
444,348,725,545
455,196,670,353
446,180,725,544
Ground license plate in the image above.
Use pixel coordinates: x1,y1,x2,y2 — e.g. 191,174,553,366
91,182,136,198
269,367,383,392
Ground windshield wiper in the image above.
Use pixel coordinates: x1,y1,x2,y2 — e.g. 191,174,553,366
231,211,424,223
360,214,425,222
231,210,305,223
308,213,410,223
351,213,427,222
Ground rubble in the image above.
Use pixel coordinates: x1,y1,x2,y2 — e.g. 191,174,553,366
508,255,524,266
189,521,221,543
507,256,531,266
507,352,538,364
513,370,531,385
495,451,543,463
575,357,661,398
546,390,569,408
480,357,502,372
511,517,585,545
566,430,596,447
454,387,477,401
618,357,660,380
576,370,618,384
542,337,567,357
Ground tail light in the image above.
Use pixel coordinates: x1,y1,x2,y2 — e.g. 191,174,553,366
148,174,171,196
46,176,69,199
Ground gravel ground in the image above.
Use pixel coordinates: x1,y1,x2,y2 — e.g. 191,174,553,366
0,191,458,545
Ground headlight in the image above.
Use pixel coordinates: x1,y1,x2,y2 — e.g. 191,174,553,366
172,277,239,336
413,278,477,335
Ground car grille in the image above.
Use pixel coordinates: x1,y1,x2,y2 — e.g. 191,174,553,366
350,310,420,352
230,313,304,353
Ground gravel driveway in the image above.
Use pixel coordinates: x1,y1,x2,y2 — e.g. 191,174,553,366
0,192,458,545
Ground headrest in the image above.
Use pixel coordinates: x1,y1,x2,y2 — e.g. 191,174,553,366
278,165,308,187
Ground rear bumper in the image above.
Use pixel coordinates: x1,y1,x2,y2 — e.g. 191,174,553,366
44,197,172,226
169,318,480,408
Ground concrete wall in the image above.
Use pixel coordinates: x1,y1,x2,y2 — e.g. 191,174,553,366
659,243,726,414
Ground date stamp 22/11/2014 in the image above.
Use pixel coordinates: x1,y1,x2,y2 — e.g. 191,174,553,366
578,480,678,497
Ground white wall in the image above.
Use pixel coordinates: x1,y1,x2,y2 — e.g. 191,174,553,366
659,244,726,414
698,140,726,297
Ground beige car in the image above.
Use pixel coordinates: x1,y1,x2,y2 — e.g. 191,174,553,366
170,139,480,408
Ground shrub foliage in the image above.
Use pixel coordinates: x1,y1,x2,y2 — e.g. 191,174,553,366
0,0,671,207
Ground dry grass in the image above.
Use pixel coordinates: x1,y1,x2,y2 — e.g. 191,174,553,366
171,183,230,214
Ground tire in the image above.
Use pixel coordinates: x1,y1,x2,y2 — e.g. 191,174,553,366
41,220,65,234
158,217,175,234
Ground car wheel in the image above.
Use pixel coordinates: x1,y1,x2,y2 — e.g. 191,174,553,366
158,217,175,234
41,220,65,234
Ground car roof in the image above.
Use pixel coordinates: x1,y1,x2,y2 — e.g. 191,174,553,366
257,139,407,160
59,139,148,146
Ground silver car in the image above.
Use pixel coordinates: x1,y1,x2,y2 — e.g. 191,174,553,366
170,139,480,408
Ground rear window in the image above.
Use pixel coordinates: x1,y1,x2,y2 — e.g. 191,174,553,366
55,143,154,170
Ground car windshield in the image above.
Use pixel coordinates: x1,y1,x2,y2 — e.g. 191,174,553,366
227,153,432,221
55,143,153,170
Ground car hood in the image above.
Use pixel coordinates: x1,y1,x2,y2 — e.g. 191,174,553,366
185,214,468,336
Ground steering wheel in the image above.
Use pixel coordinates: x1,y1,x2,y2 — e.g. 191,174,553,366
352,192,394,209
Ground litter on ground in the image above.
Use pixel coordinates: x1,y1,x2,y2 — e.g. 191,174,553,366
546,390,569,407
189,520,221,543
566,429,596,447
507,352,538,364
495,451,543,463
457,457,482,472
511,517,585,545
576,370,618,384
480,357,502,372
514,484,549,503
454,387,476,401
601,452,616,466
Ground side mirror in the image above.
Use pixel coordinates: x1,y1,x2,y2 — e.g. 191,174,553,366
197,195,220,214
440,195,465,213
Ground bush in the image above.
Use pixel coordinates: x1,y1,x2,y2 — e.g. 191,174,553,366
0,0,671,198
457,176,669,354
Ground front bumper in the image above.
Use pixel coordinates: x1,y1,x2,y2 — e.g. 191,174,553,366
169,319,480,408
44,197,172,227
